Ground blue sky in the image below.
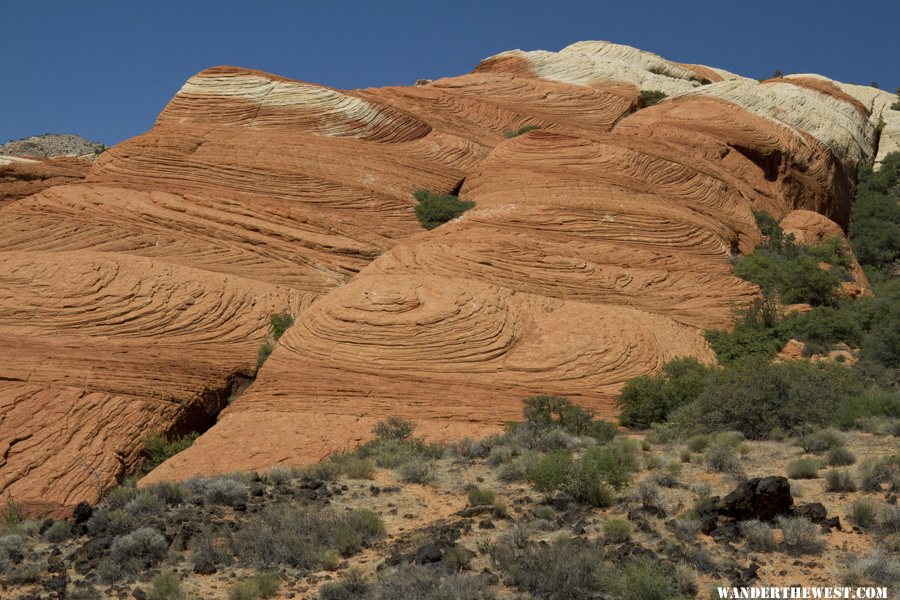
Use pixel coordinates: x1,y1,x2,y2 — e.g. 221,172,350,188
5,0,898,145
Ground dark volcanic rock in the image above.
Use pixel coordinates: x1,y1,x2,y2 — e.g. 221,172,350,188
719,476,793,521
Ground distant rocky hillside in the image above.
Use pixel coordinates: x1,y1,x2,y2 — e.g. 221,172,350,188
0,133,106,160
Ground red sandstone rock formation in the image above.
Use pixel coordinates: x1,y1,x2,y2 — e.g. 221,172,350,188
0,156,90,203
0,42,883,508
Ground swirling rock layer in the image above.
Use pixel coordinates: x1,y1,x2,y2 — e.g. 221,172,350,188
0,42,882,504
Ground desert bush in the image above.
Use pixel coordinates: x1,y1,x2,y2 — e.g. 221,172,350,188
673,516,701,540
373,416,415,441
850,496,878,527
616,357,709,428
503,124,541,138
268,312,294,340
125,491,165,516
491,538,610,599
786,458,820,479
233,504,384,568
859,455,900,491
149,570,184,600
777,516,824,554
229,572,281,600
107,479,139,509
413,189,475,230
257,341,274,367
144,481,188,505
189,525,234,565
340,457,376,480
741,520,776,552
603,518,631,543
686,434,710,453
399,459,435,484
879,504,900,534
705,442,742,474
526,450,573,493
0,534,24,572
522,394,616,441
318,567,370,600
672,355,857,439
839,550,900,588
796,428,846,453
96,558,122,584
824,469,857,492
653,461,682,487
638,480,661,507
196,477,249,506
826,446,856,466
612,556,682,600
110,527,168,567
43,520,71,543
640,90,667,107
365,564,496,600
265,466,291,485
467,486,495,506
142,431,199,468
497,457,530,482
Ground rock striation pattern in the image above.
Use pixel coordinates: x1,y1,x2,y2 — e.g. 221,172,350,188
0,42,883,507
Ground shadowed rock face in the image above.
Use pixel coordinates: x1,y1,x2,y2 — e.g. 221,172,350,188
0,41,887,509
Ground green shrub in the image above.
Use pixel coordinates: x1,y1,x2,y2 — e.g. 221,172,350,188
257,341,274,367
399,459,435,484
233,504,384,568
142,431,199,468
522,394,616,441
490,538,610,598
796,428,845,453
340,457,376,480
741,520,776,552
125,491,165,516
824,469,857,492
503,124,542,138
777,516,824,554
318,567,370,600
826,446,856,466
110,527,168,567
373,416,415,441
859,455,900,491
229,572,281,600
686,434,709,453
640,90,668,107
616,357,709,428
43,520,71,543
834,387,900,428
613,556,683,600
786,458,820,479
703,297,787,363
366,564,495,600
187,476,249,507
602,518,631,543
467,486,495,506
672,356,858,439
268,312,294,340
526,450,573,493
704,441,742,474
850,496,878,527
412,189,475,230
149,570,184,600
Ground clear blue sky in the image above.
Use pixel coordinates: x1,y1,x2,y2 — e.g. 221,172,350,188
5,0,898,146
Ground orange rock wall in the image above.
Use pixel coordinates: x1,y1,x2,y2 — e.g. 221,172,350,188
0,42,880,506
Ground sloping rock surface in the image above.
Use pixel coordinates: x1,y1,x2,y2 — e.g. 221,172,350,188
0,42,881,507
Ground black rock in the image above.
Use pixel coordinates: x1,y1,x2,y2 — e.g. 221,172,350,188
793,502,827,523
710,520,741,543
73,501,93,524
415,544,443,564
719,476,793,521
193,561,217,575
132,588,148,600
478,519,495,529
